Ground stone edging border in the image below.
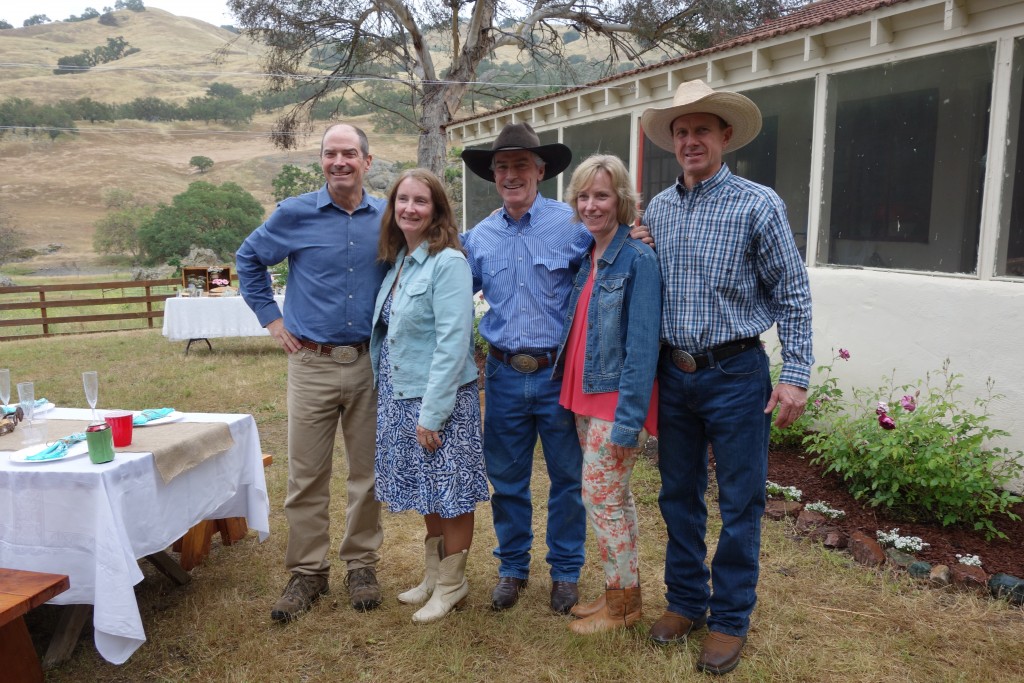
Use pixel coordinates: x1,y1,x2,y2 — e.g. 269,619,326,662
765,499,1024,606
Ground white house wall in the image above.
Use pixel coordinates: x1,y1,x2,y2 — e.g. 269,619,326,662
450,0,1024,466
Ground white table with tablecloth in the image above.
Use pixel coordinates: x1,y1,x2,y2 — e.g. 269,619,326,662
161,294,284,342
0,407,270,664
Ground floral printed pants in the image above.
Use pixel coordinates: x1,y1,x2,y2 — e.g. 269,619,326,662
575,415,640,589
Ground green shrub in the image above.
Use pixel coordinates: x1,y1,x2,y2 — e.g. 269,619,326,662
770,347,847,447
804,359,1023,539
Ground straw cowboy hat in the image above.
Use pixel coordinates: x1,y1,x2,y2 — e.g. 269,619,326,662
461,122,572,183
641,80,762,154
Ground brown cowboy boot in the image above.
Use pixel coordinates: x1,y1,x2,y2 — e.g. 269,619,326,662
568,586,642,635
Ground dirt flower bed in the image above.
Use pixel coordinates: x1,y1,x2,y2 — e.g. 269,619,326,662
767,444,1024,579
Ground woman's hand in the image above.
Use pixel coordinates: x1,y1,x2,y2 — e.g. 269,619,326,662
417,425,442,452
608,443,640,461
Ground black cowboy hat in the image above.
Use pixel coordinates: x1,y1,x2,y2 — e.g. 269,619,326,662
461,122,572,183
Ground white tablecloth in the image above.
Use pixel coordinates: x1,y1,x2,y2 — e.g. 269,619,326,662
0,408,270,664
161,295,284,341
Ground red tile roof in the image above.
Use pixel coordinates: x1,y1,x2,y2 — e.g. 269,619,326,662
451,0,912,126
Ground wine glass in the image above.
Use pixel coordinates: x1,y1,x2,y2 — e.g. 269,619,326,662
0,369,9,415
83,371,99,423
16,381,34,426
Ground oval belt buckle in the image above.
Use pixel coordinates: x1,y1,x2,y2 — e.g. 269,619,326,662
671,349,697,373
330,345,359,364
510,354,539,373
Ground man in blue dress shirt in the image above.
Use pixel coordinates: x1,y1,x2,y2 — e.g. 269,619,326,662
461,124,590,614
237,123,389,623
640,81,813,675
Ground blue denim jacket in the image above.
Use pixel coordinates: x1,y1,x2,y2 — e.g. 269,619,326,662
552,224,662,447
370,243,478,431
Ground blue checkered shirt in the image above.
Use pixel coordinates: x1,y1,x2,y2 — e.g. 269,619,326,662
463,193,592,352
645,165,813,388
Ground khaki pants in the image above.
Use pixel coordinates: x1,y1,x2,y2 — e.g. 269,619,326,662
284,349,381,576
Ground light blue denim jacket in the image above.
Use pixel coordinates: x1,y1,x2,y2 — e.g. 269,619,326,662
552,224,662,447
370,243,478,431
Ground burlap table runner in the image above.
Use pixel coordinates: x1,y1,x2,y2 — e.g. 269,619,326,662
0,418,235,483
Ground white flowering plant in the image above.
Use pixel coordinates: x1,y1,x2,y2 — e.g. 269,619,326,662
876,528,929,553
765,480,802,502
956,554,983,567
804,501,846,519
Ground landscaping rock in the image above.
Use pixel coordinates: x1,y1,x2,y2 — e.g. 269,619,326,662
0,275,15,287
885,548,917,569
929,565,951,587
823,530,847,549
765,499,802,521
950,564,988,591
988,573,1024,605
795,509,826,531
849,531,885,567
908,561,932,579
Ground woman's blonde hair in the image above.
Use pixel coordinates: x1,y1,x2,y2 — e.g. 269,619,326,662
564,154,640,227
378,168,464,263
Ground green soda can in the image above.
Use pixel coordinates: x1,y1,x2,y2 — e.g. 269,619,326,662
86,423,116,464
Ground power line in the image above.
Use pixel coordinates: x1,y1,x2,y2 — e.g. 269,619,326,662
0,124,421,137
0,61,588,90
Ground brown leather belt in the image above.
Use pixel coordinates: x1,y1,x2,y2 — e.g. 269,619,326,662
299,339,369,363
489,346,556,374
668,337,760,373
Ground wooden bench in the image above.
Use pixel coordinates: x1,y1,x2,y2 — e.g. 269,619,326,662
172,453,273,570
0,568,70,682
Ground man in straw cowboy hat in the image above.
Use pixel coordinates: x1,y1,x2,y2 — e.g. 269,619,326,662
640,81,813,674
460,123,589,615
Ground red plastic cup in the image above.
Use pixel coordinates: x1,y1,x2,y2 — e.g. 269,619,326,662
104,410,134,447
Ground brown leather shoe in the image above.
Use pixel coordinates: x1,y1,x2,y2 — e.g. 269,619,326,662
550,581,579,614
570,592,606,618
697,631,747,675
648,609,707,645
490,576,527,610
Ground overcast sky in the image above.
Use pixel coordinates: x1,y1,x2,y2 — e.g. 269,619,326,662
6,2,235,29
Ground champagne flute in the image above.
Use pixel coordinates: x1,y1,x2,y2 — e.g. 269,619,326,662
0,369,9,415
16,381,34,427
83,371,99,423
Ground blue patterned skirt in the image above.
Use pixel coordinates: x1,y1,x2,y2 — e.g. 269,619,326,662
374,314,489,518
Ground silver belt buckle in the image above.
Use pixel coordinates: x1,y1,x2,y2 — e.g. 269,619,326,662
509,354,540,373
330,345,359,364
671,348,697,373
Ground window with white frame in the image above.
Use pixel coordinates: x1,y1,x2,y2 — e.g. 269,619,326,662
998,38,1024,277
820,45,995,274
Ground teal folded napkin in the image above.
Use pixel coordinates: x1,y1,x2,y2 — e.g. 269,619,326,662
3,398,47,416
133,408,175,425
26,432,86,461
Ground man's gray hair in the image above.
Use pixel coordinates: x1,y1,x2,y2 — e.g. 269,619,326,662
489,151,545,172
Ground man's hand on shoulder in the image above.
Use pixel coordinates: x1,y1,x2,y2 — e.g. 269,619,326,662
267,318,302,354
764,383,807,429
629,224,655,249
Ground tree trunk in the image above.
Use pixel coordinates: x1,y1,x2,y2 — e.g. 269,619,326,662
418,84,450,177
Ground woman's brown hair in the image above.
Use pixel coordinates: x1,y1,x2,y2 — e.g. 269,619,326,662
378,168,464,263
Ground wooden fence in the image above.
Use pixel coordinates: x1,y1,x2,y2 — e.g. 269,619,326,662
0,279,181,342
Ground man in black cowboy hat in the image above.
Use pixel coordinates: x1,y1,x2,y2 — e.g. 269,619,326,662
640,81,813,675
461,123,588,615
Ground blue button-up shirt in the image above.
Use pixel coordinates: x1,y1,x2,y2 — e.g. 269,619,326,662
236,184,388,344
463,193,592,352
645,164,813,388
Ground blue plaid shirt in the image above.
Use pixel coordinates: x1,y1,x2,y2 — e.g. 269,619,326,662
463,193,592,352
645,165,813,388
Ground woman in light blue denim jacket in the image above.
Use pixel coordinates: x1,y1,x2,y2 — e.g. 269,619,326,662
552,154,662,634
370,169,488,624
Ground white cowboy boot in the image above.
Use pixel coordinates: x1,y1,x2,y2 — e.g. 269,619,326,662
398,535,443,605
412,549,468,624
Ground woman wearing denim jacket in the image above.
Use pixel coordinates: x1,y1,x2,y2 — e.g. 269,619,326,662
552,154,662,634
370,169,489,624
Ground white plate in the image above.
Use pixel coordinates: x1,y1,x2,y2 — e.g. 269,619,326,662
9,440,89,464
133,410,185,427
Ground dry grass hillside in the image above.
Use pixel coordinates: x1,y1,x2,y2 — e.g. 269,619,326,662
0,9,423,276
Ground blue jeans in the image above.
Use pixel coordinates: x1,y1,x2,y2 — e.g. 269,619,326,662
656,346,771,637
484,356,586,582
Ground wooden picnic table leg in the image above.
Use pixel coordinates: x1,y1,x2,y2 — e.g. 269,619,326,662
41,604,92,669
0,615,45,682
184,338,213,356
145,551,191,585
